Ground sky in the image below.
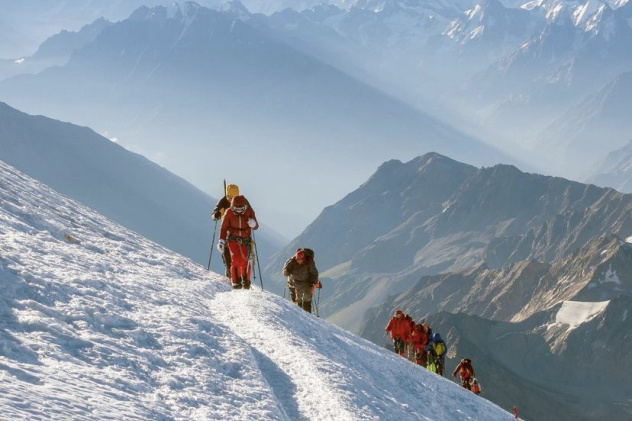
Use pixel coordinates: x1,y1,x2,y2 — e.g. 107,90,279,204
0,159,519,420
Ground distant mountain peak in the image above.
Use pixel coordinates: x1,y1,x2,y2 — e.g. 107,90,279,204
545,2,576,25
414,152,473,172
576,1,618,35
573,0,607,26
183,1,204,16
478,0,506,12
165,2,186,19
540,0,616,33
216,0,251,16
444,0,537,49
129,2,249,23
416,151,446,164
486,162,523,175
368,153,474,184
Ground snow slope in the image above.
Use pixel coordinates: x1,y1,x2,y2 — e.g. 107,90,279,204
0,159,515,420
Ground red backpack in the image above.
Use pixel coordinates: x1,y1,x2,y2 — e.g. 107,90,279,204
413,324,428,345
471,378,481,394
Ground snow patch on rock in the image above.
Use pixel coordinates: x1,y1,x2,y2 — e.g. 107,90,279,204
555,300,609,328
601,264,621,284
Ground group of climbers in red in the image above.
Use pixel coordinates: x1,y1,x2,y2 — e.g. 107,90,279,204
212,183,322,310
385,309,480,394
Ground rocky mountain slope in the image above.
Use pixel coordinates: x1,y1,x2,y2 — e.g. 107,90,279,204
361,234,632,324
265,153,632,331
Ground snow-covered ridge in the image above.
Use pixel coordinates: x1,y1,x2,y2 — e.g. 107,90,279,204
145,1,249,21
574,0,603,25
0,160,515,420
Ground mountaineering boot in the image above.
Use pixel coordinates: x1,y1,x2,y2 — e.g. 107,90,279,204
241,276,251,290
230,266,241,289
222,252,231,278
302,300,312,313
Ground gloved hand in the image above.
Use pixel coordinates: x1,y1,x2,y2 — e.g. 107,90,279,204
217,239,225,253
314,280,322,289
212,211,221,221
247,218,257,228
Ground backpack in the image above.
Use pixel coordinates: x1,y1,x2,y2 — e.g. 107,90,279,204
434,341,446,356
471,378,481,395
414,324,428,343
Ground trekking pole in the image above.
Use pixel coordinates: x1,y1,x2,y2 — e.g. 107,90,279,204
312,287,319,316
315,288,321,317
207,219,218,271
251,248,257,286
248,236,257,287
207,179,226,271
252,231,264,290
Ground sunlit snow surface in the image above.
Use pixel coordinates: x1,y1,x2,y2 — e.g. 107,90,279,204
555,300,609,329
0,160,515,420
